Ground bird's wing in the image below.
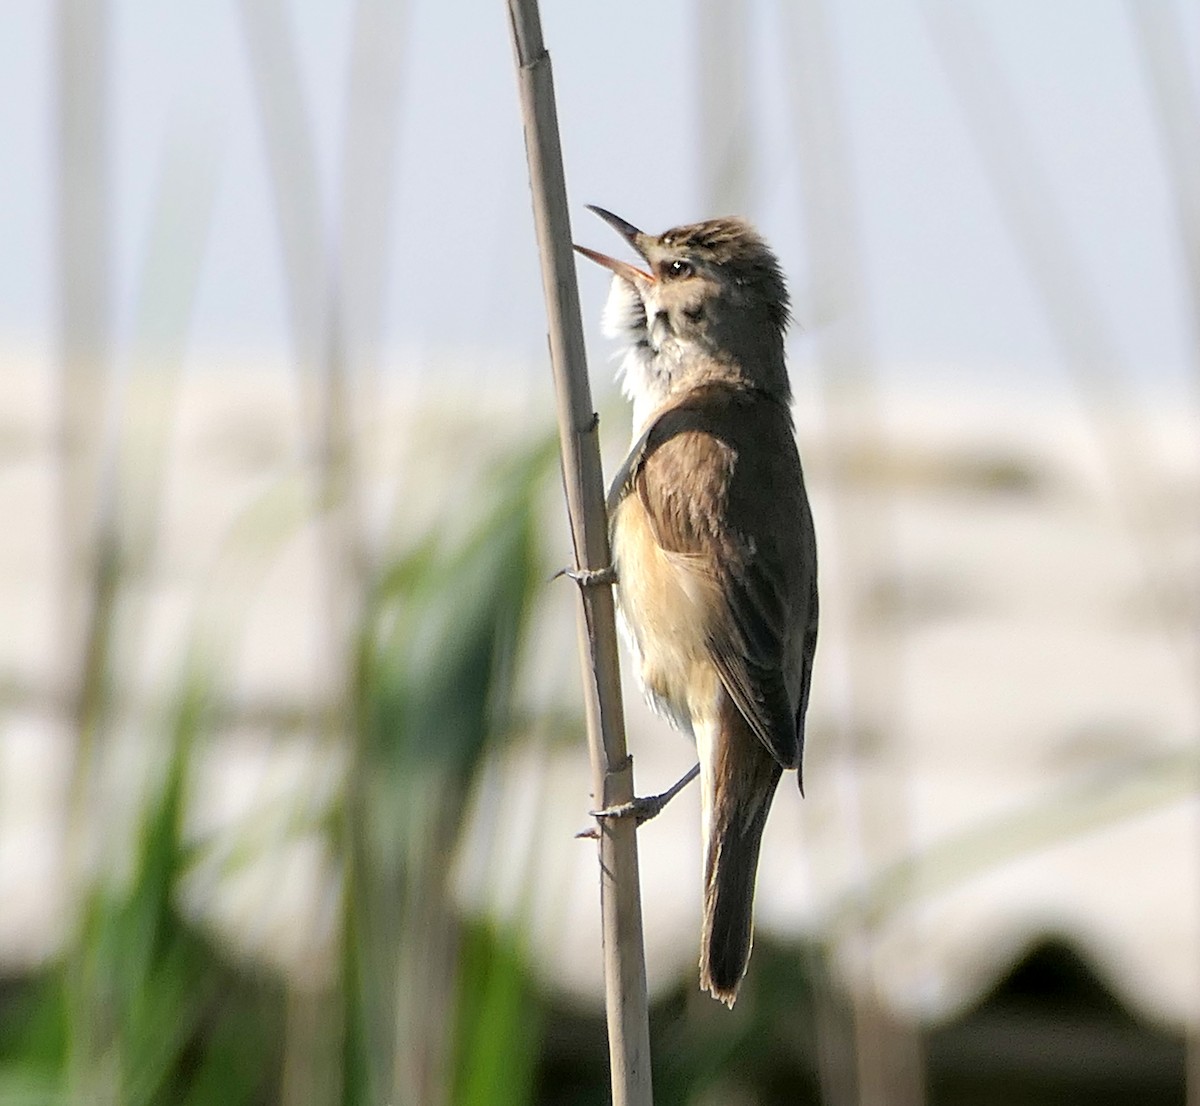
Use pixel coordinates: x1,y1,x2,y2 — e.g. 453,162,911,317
704,539,803,771
626,391,805,771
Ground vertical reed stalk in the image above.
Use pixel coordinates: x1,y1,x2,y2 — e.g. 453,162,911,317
506,2,654,1102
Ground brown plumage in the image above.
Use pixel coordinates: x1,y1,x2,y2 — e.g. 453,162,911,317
577,209,818,1006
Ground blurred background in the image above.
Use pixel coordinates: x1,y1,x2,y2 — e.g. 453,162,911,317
2,0,1198,1103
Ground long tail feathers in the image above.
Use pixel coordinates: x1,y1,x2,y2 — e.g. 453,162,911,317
698,706,783,1007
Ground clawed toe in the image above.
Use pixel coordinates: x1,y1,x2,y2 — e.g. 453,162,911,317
591,794,667,824
576,763,701,836
555,564,618,587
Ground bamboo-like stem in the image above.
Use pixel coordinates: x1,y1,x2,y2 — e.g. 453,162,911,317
505,2,654,1103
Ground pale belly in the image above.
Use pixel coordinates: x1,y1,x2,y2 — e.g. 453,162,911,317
610,496,723,735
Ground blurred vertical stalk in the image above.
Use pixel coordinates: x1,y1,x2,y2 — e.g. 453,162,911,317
57,95,219,1106
239,2,361,1102
340,0,407,496
55,0,111,790
112,127,221,681
56,2,115,1101
1126,7,1200,1101
778,1,925,1103
506,2,654,1103
239,0,426,1101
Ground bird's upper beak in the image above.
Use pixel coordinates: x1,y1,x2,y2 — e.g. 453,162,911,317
574,205,655,285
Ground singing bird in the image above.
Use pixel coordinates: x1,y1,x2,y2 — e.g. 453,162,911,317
575,208,818,1006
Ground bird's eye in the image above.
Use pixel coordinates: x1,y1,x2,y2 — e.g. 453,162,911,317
666,259,693,279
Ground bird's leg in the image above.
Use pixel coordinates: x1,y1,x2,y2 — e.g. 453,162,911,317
577,763,701,838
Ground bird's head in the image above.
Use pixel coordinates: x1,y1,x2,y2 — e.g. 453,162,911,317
576,207,791,419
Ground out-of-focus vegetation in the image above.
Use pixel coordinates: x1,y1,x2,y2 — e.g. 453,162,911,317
344,443,553,1105
0,439,559,1106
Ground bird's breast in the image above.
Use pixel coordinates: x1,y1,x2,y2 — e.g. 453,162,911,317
611,494,722,732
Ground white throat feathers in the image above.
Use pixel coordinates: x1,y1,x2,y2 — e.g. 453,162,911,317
601,275,684,438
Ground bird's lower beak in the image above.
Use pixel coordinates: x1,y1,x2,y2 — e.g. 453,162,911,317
573,244,653,285
573,204,656,285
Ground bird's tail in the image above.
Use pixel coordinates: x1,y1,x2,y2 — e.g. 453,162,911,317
698,703,783,1007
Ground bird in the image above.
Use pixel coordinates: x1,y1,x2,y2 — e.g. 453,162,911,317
574,207,819,1006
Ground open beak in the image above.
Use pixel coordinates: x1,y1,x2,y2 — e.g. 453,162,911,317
573,205,655,284
573,245,653,285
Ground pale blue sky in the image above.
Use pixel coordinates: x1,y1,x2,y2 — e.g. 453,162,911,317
1,0,1196,398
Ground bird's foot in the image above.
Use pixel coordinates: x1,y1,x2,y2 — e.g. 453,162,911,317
555,563,618,588
575,763,700,838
